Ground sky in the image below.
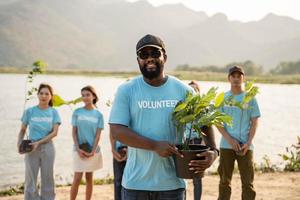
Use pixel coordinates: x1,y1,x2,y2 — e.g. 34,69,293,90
127,0,300,22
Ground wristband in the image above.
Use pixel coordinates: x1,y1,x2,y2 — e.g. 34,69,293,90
210,147,220,156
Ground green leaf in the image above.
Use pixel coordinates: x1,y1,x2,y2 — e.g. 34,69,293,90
32,60,47,73
281,154,289,161
245,81,253,91
67,97,82,105
179,114,195,123
52,94,66,107
214,92,224,108
174,102,187,112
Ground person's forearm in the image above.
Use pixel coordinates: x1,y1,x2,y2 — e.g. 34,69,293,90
201,126,216,148
92,130,101,152
109,130,117,151
110,124,158,151
72,127,79,149
37,125,59,145
216,125,233,142
247,118,258,145
17,126,26,146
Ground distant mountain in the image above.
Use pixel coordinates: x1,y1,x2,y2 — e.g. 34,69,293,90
0,0,300,71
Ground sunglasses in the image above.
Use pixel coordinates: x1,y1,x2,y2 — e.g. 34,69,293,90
137,49,162,60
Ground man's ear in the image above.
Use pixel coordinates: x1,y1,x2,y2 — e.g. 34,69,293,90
163,53,167,63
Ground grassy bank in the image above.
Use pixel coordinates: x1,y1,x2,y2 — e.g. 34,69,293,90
1,67,300,84
0,176,114,197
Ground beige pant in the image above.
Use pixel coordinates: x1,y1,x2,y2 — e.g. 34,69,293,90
24,141,55,200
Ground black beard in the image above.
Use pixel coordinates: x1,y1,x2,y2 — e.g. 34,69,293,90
139,62,163,80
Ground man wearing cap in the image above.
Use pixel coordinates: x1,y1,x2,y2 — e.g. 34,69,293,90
109,34,218,199
217,66,261,200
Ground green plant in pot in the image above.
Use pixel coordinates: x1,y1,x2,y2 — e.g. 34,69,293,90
172,87,233,179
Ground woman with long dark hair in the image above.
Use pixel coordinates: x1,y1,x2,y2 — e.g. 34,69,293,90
70,86,104,200
17,83,61,200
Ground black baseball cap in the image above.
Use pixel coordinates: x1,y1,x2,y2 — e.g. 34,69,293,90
228,65,245,76
136,34,166,53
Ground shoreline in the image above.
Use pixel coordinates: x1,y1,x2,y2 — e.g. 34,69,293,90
1,68,300,84
1,172,299,200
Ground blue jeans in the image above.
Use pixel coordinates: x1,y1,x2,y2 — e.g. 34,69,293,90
193,177,202,200
122,188,185,200
113,159,126,200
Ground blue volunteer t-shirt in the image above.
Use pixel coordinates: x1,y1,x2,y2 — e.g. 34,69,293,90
109,75,192,191
72,107,104,148
220,91,261,150
21,106,61,141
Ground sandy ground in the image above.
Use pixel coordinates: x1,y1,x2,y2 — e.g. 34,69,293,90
1,172,300,200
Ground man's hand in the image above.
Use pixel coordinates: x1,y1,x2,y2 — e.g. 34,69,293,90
154,141,183,158
228,138,241,152
188,150,217,177
112,148,127,162
240,143,250,156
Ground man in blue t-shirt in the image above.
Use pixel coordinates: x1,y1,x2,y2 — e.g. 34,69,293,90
109,34,219,200
217,66,261,200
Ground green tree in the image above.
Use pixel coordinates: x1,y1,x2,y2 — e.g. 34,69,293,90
270,60,300,74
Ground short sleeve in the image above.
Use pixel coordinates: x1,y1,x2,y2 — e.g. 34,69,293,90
97,112,104,129
71,110,78,127
21,108,30,125
250,98,261,118
52,109,61,125
109,85,130,126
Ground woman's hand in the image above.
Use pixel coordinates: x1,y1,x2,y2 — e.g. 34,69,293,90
77,148,88,159
17,143,24,154
84,151,95,158
29,141,40,152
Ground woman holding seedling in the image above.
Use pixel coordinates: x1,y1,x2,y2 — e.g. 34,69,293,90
70,86,104,200
17,83,61,200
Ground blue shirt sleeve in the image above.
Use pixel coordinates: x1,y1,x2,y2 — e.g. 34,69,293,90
97,112,104,129
250,98,261,118
72,110,78,127
109,85,130,126
52,108,61,125
21,108,30,125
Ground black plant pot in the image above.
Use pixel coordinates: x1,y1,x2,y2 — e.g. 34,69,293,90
19,140,33,153
117,146,128,158
79,143,92,153
173,144,210,179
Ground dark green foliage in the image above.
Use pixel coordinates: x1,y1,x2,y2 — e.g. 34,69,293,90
279,136,300,172
0,184,24,196
176,60,263,76
270,60,300,75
